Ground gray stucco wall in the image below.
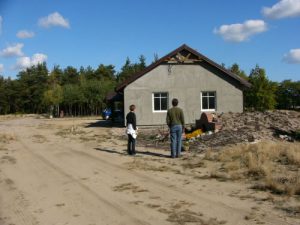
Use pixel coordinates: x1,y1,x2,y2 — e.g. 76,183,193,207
124,64,243,126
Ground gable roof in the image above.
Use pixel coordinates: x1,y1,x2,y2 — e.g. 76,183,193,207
116,44,251,92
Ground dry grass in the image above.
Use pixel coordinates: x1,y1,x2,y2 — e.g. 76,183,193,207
0,133,16,143
126,158,181,173
55,126,86,137
207,141,300,196
112,183,148,193
276,206,300,218
32,134,47,143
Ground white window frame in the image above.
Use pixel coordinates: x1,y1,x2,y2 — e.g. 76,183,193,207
201,91,216,112
152,92,168,112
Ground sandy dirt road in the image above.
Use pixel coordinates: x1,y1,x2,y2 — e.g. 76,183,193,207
0,117,298,225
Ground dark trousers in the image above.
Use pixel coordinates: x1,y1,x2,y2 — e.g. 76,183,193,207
127,134,136,155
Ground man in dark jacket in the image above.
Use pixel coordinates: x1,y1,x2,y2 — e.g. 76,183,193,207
166,98,185,158
126,104,137,155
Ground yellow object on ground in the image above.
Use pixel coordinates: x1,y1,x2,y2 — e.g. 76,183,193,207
185,129,203,139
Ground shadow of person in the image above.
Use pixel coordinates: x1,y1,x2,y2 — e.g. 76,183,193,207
85,120,124,128
94,147,170,158
134,150,170,158
94,147,126,155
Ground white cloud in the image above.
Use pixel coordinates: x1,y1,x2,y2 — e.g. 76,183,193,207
31,53,47,65
38,12,70,28
0,16,2,35
214,20,267,42
17,30,35,39
0,64,4,73
262,0,300,19
0,43,24,57
283,49,300,64
14,53,48,70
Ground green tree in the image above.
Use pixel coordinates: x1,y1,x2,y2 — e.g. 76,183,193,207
276,80,300,109
153,53,159,63
0,76,7,114
63,84,83,116
62,66,79,85
17,63,49,113
245,65,277,111
229,63,248,80
43,84,63,117
94,64,116,81
117,56,147,83
79,66,95,81
49,65,64,85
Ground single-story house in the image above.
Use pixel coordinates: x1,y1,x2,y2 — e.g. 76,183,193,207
107,44,250,126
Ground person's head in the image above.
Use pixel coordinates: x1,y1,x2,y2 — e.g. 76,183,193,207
129,104,136,112
172,98,178,107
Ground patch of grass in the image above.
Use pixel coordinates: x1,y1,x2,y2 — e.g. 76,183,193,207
181,160,206,169
32,134,47,143
55,126,86,138
112,183,148,193
164,208,226,225
1,155,16,164
126,159,180,173
276,206,300,218
146,204,161,209
0,133,16,143
207,141,300,197
166,209,204,225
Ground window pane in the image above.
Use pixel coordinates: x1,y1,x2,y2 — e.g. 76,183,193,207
202,92,208,97
161,98,167,110
209,97,215,109
154,98,160,110
153,92,168,111
161,93,167,98
202,97,208,109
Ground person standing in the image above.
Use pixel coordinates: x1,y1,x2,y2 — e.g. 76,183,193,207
166,98,185,158
126,104,137,155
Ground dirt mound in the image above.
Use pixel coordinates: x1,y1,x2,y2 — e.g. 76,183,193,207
191,110,300,151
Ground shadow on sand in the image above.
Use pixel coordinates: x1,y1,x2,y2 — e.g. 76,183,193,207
94,147,170,158
85,120,124,128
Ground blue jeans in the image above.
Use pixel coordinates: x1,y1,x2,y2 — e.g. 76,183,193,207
170,125,182,158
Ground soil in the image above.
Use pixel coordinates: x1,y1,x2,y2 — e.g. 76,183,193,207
0,113,299,225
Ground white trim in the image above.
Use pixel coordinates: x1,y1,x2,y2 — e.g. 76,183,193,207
200,91,216,112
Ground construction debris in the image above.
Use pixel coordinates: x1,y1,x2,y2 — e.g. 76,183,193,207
138,110,300,152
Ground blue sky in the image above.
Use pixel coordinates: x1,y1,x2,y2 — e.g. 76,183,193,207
0,0,299,81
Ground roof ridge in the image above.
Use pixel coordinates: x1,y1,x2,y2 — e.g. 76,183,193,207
115,44,250,92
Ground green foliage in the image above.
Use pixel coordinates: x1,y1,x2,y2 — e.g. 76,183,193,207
43,84,63,115
245,65,277,111
62,66,79,85
229,63,248,80
117,55,147,83
17,63,49,113
276,80,300,109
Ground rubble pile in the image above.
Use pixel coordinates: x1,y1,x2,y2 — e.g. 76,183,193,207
190,110,300,151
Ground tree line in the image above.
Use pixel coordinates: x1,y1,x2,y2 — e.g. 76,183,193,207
0,57,299,116
0,56,146,116
229,63,300,111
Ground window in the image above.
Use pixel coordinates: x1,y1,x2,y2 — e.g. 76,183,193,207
153,92,168,112
201,91,216,111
